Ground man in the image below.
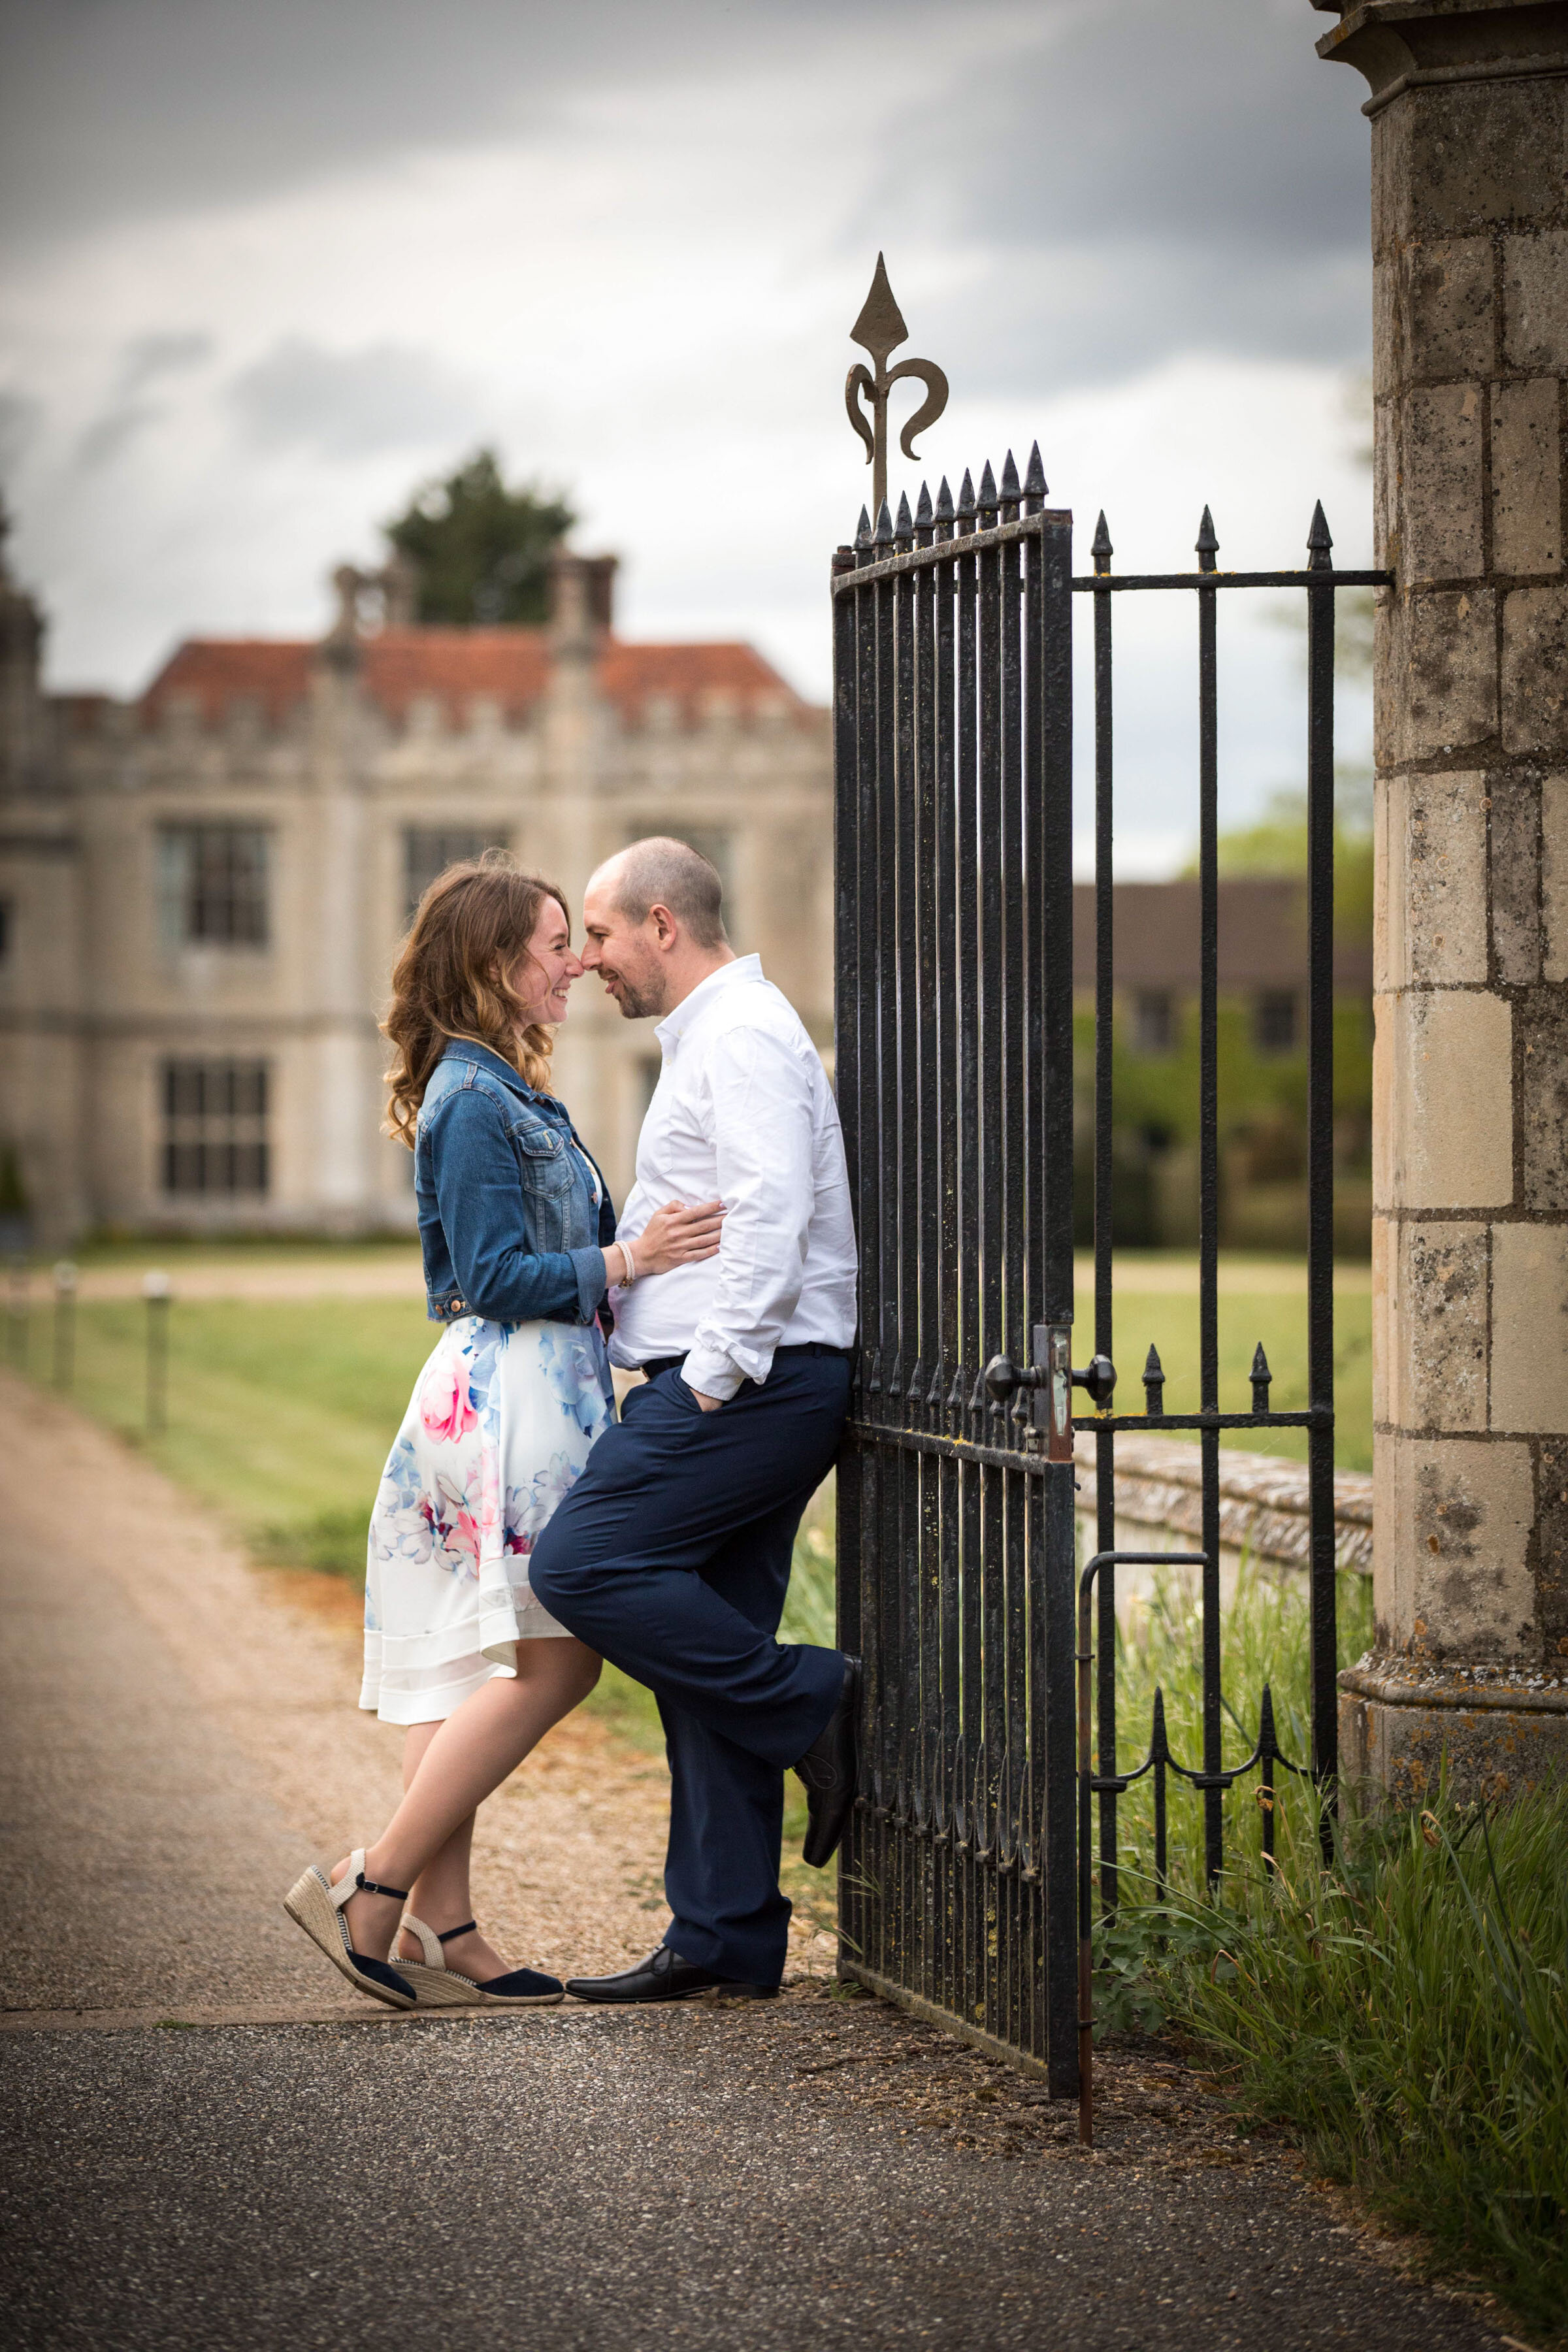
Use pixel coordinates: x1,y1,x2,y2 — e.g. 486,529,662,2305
527,836,858,2002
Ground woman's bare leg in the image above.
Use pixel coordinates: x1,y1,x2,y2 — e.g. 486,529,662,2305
335,1637,600,1963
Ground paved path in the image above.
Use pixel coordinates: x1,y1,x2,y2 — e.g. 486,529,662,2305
0,1371,1509,2349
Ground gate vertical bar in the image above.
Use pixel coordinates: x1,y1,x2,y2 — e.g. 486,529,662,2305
1091,512,1118,1916
892,493,919,1985
874,499,902,1984
831,532,864,1979
1039,502,1078,2095
912,484,942,2006
975,462,1005,2043
954,476,982,2038
932,481,960,2025
998,453,1028,2051
1196,506,1224,1889
1021,446,1049,2058
862,508,890,1970
1305,504,1339,1838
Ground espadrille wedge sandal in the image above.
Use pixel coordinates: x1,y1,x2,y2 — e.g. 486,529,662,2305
283,1850,417,2010
393,1913,563,2008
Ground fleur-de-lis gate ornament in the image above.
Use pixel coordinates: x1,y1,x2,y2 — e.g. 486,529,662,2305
845,253,949,518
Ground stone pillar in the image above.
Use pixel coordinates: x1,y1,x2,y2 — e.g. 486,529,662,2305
1316,0,1568,1798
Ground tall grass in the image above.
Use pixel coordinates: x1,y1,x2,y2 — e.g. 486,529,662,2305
1132,1790,1568,2340
1084,1562,1567,2340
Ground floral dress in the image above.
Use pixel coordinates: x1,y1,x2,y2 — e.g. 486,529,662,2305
359,1271,615,1726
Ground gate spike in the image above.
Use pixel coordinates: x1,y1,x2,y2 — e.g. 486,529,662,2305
1258,1682,1278,1754
956,468,976,520
1143,1343,1166,1417
855,505,873,549
1091,510,1113,561
926,1356,945,1408
1150,1684,1169,1757
915,480,933,527
894,489,913,545
1023,440,1047,498
1307,498,1333,568
946,1362,965,1416
999,448,1021,503
936,476,955,521
977,459,998,514
1250,1341,1273,1415
1195,504,1218,559
875,498,894,546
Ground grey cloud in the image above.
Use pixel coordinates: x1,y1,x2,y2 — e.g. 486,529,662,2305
120,331,214,392
0,0,913,252
853,0,1371,384
0,387,42,481
74,330,215,471
227,338,482,459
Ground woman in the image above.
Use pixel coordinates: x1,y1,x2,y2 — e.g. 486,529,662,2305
285,855,722,2010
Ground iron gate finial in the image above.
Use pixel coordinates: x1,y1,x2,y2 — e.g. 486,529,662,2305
846,252,949,520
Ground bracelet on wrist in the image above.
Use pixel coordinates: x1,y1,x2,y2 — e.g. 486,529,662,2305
618,1239,637,1286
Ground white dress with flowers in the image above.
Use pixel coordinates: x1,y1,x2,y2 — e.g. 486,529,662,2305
359,1313,615,1725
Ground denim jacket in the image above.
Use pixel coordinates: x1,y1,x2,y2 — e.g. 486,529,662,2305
415,1039,617,1327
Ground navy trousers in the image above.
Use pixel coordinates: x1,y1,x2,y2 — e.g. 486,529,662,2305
527,1349,849,1986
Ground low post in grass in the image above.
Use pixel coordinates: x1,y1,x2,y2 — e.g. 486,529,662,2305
143,1269,170,1435
52,1260,76,1392
1316,0,1568,1800
5,1260,28,1375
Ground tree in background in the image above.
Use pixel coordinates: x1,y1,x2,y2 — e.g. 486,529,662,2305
384,450,575,625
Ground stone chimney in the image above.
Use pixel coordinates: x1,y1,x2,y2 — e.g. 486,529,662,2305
0,500,48,794
547,550,618,658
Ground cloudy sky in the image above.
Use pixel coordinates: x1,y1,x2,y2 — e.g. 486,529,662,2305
0,0,1373,869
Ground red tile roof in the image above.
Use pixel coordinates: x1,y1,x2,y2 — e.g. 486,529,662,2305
138,629,809,729
140,640,314,727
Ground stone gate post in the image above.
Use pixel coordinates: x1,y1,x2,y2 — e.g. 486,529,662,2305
1315,0,1568,1797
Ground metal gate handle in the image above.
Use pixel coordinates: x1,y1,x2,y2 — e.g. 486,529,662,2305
983,1351,1117,1410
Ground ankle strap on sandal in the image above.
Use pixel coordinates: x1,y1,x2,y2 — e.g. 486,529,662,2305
356,1870,411,1901
437,1920,478,1944
328,1848,410,1912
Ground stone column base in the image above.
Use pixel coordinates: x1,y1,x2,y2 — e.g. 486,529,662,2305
1339,1657,1568,1806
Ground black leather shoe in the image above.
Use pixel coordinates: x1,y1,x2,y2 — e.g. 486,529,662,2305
563,1946,779,2004
793,1654,861,1869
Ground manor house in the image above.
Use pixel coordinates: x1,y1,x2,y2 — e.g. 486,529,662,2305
0,529,833,1246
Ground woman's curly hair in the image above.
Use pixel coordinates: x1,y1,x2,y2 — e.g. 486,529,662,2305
383,850,570,1149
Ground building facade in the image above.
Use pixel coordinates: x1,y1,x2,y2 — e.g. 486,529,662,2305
0,531,833,1245
1071,877,1375,1254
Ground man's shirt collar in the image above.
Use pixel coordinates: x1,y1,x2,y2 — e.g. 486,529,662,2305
655,954,762,1053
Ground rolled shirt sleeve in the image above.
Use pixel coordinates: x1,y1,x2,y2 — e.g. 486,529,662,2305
433,1091,604,1325
681,1025,813,1401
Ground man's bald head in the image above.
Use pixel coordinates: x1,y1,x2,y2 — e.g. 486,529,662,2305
598,836,728,951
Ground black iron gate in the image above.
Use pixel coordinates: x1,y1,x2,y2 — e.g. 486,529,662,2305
830,446,1390,2093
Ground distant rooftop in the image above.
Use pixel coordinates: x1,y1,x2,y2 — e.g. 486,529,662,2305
138,627,810,731
1071,877,1370,992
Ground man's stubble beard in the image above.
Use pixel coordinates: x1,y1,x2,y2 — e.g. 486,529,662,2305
609,958,668,1022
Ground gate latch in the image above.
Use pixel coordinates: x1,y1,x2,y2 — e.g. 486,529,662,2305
984,1328,1117,1461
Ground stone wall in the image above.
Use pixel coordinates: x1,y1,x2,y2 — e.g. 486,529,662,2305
1317,0,1568,1796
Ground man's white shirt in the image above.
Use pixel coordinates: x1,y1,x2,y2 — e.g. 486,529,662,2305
608,955,858,1400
